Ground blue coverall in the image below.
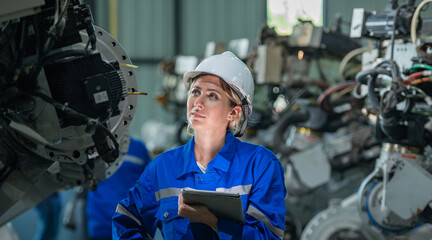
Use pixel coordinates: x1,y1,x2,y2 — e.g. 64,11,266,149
112,132,286,239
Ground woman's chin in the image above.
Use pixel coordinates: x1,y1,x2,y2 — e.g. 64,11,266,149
189,124,202,130
189,118,204,126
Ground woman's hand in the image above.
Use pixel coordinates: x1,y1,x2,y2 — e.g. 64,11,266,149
178,194,218,231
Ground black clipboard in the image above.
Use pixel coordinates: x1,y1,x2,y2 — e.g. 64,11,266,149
181,188,245,223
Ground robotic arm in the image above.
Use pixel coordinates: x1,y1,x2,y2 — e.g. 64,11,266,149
0,0,138,225
355,58,432,233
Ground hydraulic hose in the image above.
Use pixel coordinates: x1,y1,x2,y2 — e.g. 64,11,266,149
355,68,391,111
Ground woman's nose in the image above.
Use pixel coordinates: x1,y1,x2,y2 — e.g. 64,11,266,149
194,95,205,108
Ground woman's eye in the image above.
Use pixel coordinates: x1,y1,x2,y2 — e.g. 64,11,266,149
191,89,200,96
209,93,218,100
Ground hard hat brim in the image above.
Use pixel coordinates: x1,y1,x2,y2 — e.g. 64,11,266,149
183,70,210,90
183,71,251,106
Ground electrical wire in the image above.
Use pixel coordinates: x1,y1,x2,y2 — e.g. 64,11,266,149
402,70,432,84
26,0,70,87
376,60,400,79
355,68,392,85
411,0,432,52
409,64,432,71
55,0,69,30
410,77,431,85
27,90,120,157
41,0,68,58
119,63,139,69
408,71,428,80
390,4,406,60
124,92,148,96
338,41,373,81
53,0,59,25
352,84,366,99
317,81,357,114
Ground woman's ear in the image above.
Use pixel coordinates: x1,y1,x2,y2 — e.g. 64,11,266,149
227,106,242,120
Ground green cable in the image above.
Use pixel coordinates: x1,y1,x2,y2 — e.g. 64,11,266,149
409,64,432,71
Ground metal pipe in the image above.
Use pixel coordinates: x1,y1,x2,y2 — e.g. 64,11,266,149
109,0,118,39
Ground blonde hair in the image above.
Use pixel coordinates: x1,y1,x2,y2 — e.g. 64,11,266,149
186,76,243,136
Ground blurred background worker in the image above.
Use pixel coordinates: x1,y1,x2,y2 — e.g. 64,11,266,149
86,136,151,240
33,192,61,240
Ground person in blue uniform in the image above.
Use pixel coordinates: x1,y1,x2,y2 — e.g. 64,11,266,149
33,192,61,240
112,51,286,239
87,136,151,240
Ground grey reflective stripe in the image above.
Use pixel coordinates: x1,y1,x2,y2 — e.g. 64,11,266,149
115,204,142,226
155,187,183,201
123,155,144,165
216,184,252,195
246,205,284,240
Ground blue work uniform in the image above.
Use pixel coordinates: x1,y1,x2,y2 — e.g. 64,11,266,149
112,132,286,239
87,137,151,239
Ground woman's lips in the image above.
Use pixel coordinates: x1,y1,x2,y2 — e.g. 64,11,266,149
191,112,205,118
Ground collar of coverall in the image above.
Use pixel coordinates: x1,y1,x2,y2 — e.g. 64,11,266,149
175,132,237,179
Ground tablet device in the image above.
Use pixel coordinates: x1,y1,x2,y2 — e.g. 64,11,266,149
181,188,245,223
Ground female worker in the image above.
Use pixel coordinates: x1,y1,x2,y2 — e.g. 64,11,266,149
112,51,286,239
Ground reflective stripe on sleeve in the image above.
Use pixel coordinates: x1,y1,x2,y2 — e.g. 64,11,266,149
155,187,183,201
115,204,142,226
216,184,252,195
246,205,284,240
123,155,145,165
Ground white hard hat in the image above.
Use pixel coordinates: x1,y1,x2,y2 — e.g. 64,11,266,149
183,51,254,137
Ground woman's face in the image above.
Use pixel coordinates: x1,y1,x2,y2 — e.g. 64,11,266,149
187,75,235,133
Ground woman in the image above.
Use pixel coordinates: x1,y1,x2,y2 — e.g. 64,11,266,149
112,51,286,239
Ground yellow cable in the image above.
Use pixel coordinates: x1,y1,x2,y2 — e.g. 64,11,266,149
125,92,148,96
119,63,139,69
